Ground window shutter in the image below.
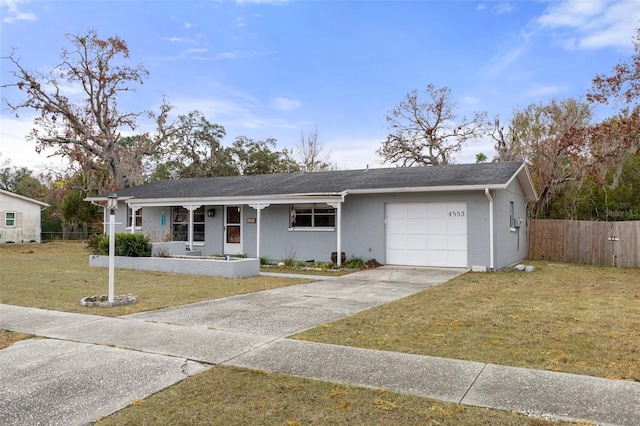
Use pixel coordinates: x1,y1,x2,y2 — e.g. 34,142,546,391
0,211,4,228
16,212,23,227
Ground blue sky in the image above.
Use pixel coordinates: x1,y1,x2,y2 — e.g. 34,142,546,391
1,0,639,172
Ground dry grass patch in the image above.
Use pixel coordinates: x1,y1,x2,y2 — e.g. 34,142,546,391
295,262,640,381
0,242,310,317
96,365,572,426
0,330,33,350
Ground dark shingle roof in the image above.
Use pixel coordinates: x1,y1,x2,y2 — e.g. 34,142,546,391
104,162,529,200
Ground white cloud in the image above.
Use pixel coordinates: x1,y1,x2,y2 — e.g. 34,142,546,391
476,2,514,15
1,0,36,23
481,29,532,76
0,114,67,172
461,96,481,106
523,84,565,98
325,136,383,170
184,22,194,29
185,48,208,55
537,0,640,50
492,2,514,15
270,97,301,111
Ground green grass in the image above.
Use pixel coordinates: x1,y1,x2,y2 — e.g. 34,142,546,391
96,365,575,426
0,241,311,317
294,261,640,381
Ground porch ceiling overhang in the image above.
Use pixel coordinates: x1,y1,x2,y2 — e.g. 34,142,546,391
86,193,346,207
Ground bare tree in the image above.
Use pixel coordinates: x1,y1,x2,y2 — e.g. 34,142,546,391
490,116,525,162
295,125,333,172
500,99,592,218
1,30,174,191
378,84,486,166
587,27,640,189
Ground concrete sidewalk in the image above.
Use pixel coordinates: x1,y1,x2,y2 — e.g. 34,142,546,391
1,267,639,425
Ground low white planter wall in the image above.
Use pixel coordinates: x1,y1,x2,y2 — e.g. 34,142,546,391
151,241,188,257
89,255,259,279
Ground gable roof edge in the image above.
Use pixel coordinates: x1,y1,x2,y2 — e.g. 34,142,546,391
0,189,50,207
503,163,537,202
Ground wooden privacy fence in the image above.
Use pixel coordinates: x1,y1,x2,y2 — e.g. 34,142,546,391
528,219,640,268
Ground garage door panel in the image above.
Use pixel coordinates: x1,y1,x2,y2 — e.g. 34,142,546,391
428,218,447,234
407,250,428,266
407,234,425,247
387,234,407,250
387,217,406,233
447,251,467,267
407,218,427,234
447,218,467,235
427,234,447,250
387,249,406,265
427,250,448,266
448,234,467,251
386,202,467,268
427,203,447,217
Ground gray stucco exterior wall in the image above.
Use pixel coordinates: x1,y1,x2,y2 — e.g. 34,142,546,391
493,179,529,269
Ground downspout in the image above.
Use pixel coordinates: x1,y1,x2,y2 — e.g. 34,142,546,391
485,188,495,271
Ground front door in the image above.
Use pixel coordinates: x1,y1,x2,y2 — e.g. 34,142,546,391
224,206,243,254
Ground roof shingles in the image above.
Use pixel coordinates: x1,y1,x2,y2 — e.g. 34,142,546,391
107,162,526,200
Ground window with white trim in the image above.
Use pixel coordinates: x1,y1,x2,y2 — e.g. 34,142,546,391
127,207,142,228
290,203,335,228
172,206,205,241
5,212,16,227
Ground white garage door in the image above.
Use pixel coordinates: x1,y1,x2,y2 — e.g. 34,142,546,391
386,202,467,267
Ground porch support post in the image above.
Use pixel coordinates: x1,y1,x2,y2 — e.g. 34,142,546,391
182,205,201,252
328,201,343,267
129,205,141,234
249,203,270,259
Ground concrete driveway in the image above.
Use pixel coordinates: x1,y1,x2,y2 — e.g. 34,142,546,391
0,266,465,425
125,266,466,337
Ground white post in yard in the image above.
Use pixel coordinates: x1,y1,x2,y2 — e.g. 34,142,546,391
107,193,118,304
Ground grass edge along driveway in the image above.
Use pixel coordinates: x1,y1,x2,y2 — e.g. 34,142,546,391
294,261,640,382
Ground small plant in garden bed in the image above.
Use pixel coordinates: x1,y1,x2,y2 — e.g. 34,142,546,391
344,257,382,270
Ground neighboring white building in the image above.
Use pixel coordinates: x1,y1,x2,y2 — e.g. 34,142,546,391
0,189,49,244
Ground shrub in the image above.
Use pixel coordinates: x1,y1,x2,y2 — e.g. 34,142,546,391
259,257,271,266
282,258,297,267
343,257,366,269
87,233,152,257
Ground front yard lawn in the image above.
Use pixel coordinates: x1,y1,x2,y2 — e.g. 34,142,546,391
0,241,311,317
97,365,573,426
294,262,640,381
1,243,627,424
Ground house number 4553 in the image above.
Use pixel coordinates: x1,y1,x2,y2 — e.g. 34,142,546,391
448,211,465,217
